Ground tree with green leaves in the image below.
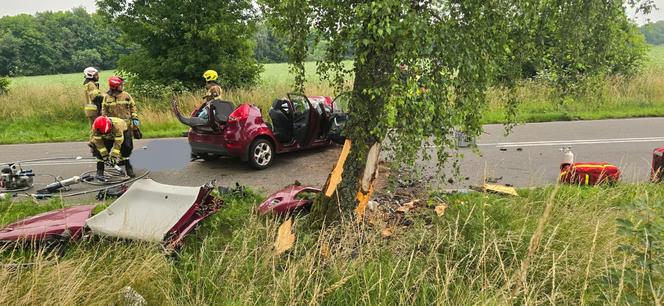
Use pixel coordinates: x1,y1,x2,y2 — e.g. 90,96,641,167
0,8,127,76
97,0,262,89
254,22,288,63
641,21,664,45
261,0,654,221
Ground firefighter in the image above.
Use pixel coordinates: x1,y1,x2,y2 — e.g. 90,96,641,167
90,116,135,178
102,76,139,126
196,70,224,120
202,70,223,102
102,76,141,152
83,67,102,125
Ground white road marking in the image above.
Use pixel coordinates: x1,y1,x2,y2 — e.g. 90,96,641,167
14,161,96,167
478,136,664,148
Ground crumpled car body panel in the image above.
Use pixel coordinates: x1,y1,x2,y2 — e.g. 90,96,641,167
258,185,321,215
85,179,219,247
0,205,95,242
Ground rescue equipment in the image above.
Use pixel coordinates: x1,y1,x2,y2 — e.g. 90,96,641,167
0,163,34,191
651,147,664,183
559,162,621,185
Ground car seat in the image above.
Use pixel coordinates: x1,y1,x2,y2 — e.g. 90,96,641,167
269,99,293,143
210,100,235,122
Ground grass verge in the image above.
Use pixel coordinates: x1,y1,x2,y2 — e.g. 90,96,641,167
0,184,661,304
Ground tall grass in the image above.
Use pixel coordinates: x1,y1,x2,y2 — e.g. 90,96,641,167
1,47,664,144
0,184,661,304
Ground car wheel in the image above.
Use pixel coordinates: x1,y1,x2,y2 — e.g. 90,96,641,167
249,138,274,170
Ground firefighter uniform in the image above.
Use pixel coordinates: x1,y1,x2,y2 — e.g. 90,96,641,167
90,117,135,177
90,117,131,160
102,91,138,126
102,90,140,143
84,80,103,124
203,82,223,102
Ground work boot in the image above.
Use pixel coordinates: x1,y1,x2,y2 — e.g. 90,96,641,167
96,162,107,182
124,160,135,178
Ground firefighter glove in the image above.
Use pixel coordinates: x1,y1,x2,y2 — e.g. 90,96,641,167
109,156,121,166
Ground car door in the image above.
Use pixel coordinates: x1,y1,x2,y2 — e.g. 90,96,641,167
172,98,235,134
325,93,348,144
287,93,318,146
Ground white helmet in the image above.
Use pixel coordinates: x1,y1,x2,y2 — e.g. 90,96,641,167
84,67,98,78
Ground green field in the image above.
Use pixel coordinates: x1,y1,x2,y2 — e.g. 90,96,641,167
0,184,661,304
0,46,663,144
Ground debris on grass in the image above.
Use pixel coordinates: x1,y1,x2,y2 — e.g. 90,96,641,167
257,185,321,215
367,200,379,212
122,286,147,306
0,205,96,242
475,183,519,197
395,199,420,213
1,179,222,250
86,179,221,248
275,218,295,255
381,227,393,238
434,204,448,217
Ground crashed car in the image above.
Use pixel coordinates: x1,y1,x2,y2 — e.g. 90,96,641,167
172,93,347,169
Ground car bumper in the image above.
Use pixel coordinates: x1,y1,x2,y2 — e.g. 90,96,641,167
188,131,245,157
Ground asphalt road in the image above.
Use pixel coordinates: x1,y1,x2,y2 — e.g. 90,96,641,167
1,117,663,199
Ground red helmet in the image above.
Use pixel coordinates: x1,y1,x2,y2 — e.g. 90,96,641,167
93,116,112,134
108,76,124,89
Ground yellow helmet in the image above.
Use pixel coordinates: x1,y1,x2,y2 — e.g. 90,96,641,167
202,70,218,82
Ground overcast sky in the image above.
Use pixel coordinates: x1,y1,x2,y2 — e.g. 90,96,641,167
0,0,96,17
0,0,663,25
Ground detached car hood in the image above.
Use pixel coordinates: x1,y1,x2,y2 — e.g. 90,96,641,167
86,179,220,247
0,205,95,241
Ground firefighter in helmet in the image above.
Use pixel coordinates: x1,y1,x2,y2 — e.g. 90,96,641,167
196,70,224,120
101,75,141,149
83,67,103,125
90,116,135,178
102,76,139,127
202,70,223,102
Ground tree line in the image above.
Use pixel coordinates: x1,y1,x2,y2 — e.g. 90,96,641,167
0,7,129,76
0,6,340,79
640,21,664,45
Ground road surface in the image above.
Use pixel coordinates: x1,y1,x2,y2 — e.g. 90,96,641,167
1,117,663,199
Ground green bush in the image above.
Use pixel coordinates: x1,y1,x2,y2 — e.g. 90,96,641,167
0,76,10,95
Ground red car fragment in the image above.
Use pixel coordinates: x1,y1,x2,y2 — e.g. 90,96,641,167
258,185,321,215
0,205,96,242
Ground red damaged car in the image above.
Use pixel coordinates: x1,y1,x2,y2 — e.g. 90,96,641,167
172,93,347,169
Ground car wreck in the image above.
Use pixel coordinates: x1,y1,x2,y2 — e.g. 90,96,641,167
172,93,347,169
0,179,221,249
0,205,96,243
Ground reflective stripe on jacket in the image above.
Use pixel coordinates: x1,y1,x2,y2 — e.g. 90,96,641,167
102,90,138,125
90,117,128,158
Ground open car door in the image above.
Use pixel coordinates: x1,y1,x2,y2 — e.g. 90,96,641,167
328,93,349,144
287,93,319,146
172,97,235,133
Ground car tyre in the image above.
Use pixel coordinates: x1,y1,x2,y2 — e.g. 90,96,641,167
249,138,274,170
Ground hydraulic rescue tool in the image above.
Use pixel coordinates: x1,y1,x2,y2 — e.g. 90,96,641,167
0,163,34,191
36,176,81,194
